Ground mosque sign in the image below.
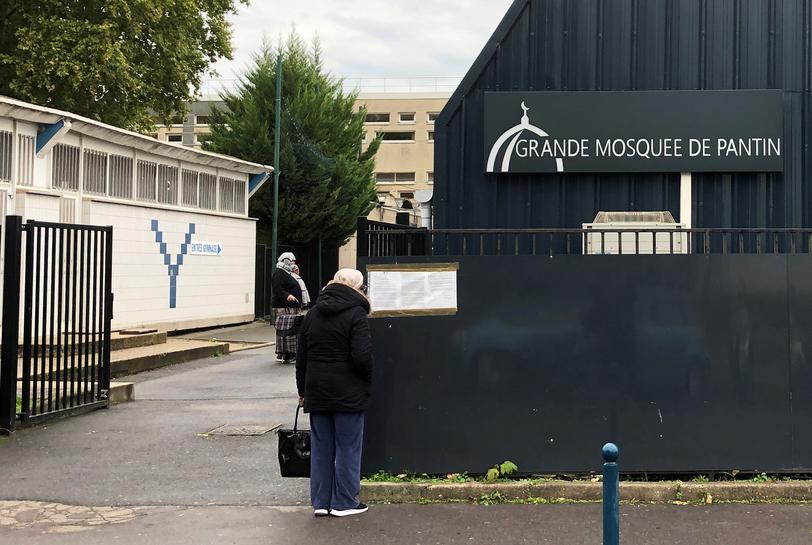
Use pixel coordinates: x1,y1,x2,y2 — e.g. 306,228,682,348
484,90,784,174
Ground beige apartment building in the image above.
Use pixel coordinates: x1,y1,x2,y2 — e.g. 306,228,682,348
155,91,450,267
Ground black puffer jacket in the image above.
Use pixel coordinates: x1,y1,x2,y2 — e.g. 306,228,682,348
296,283,373,412
271,268,302,309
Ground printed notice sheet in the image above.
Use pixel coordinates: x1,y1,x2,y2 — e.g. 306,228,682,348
367,263,458,317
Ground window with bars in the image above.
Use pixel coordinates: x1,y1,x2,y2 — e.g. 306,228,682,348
157,164,179,205
219,177,236,212
52,144,81,191
181,169,199,207
83,149,108,195
137,160,157,201
199,173,217,210
17,134,35,186
109,155,133,199
234,180,246,214
0,131,10,182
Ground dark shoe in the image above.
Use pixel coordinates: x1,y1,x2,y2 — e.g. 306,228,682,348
314,509,329,517
330,503,368,517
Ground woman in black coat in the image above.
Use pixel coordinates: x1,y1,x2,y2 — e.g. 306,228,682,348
296,268,373,518
272,252,303,363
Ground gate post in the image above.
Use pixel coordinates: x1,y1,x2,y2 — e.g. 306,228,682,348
602,443,620,545
0,216,24,434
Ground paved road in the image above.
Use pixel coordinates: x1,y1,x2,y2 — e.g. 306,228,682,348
3,325,812,544
0,343,310,506
2,503,811,545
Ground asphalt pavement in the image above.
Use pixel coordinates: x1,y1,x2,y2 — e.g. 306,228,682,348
2,323,812,544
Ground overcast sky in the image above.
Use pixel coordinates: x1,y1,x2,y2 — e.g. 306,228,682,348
209,0,515,83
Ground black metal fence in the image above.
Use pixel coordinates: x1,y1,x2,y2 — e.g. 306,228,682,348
358,227,812,257
0,217,113,433
356,217,428,258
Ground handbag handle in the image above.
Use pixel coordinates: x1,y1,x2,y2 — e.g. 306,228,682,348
293,404,301,432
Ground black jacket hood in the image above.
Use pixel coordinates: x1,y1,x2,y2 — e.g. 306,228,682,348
315,283,371,316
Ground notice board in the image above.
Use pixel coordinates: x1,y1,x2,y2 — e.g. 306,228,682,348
367,263,458,317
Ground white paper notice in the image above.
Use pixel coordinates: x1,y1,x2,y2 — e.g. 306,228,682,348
368,270,457,313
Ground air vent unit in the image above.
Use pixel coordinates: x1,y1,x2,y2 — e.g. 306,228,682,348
583,211,686,255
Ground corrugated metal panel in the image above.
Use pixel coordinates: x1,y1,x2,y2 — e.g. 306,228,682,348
436,0,810,230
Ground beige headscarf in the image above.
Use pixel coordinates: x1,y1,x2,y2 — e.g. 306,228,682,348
329,268,364,290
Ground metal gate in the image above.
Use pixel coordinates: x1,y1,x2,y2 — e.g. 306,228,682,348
0,216,113,432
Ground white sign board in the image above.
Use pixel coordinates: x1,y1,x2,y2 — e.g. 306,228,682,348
190,241,223,256
367,265,458,316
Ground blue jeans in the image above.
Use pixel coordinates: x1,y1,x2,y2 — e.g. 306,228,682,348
309,412,365,511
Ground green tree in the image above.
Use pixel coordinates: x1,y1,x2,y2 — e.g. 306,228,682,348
205,34,379,248
0,0,246,131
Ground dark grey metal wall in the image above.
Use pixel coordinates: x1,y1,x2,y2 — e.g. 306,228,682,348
360,254,812,474
435,0,810,231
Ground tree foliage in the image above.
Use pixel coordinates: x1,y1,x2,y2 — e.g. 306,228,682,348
0,0,245,131
206,34,379,247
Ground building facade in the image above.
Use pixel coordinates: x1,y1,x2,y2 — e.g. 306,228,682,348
0,96,270,332
157,92,451,268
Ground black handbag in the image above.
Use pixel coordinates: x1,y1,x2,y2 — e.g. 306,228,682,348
277,405,311,478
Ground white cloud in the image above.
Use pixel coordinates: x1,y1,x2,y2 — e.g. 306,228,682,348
210,0,515,82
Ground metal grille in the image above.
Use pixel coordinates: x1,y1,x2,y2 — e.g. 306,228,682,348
181,169,199,207
218,177,236,212
0,131,11,182
17,134,35,186
157,164,179,205
234,180,246,214
109,155,133,199
199,173,217,210
82,149,107,195
21,221,113,422
52,144,81,191
136,160,157,202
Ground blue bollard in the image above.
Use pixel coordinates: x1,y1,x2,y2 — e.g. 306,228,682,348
602,443,620,545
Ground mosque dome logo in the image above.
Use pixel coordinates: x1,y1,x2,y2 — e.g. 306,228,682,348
486,102,564,173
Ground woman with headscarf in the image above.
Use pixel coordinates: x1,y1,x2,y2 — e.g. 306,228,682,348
296,269,373,518
272,252,303,363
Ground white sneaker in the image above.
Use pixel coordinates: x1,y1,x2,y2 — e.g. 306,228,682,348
330,503,368,517
314,509,329,517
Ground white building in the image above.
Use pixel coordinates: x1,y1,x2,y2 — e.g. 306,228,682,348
0,96,270,332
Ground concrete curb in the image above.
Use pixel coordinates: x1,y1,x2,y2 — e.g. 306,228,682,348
110,343,229,378
360,481,812,504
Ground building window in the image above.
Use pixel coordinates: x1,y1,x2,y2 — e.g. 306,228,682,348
136,160,157,202
195,115,210,125
378,131,415,142
376,172,415,184
157,164,179,205
181,169,199,207
234,180,247,214
427,131,435,142
0,131,11,183
219,177,236,212
365,113,390,124
428,112,439,123
400,192,415,199
399,112,416,123
17,134,35,186
199,173,217,210
196,133,213,146
83,149,108,195
52,144,81,191
167,134,183,143
427,171,434,184
109,155,133,199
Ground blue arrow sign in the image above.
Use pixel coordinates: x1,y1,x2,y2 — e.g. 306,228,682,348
190,242,223,256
